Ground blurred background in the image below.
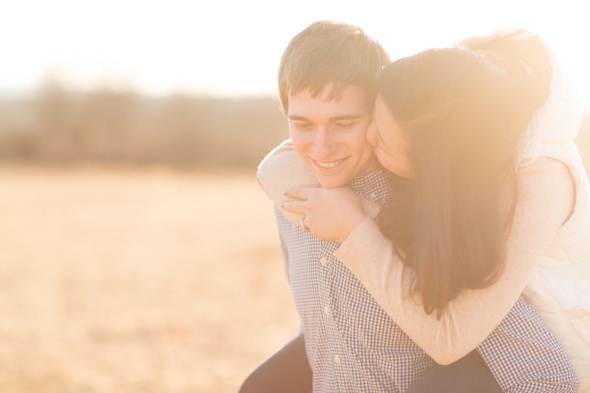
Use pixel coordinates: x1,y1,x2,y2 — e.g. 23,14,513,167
0,1,589,392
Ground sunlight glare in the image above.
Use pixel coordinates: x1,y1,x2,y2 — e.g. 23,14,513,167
0,0,588,105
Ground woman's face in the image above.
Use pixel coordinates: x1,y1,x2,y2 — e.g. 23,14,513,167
367,95,414,178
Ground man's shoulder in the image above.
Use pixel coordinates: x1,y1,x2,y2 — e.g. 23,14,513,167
348,167,392,205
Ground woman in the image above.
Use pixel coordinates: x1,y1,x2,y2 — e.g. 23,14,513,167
260,29,588,391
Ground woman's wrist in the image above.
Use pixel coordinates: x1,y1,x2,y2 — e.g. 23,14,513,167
338,211,368,243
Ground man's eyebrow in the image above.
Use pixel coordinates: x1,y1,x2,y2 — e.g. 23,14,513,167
330,114,364,121
287,114,309,121
287,114,364,121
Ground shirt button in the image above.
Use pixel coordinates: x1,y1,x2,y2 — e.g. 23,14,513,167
333,355,341,364
323,306,331,315
319,257,328,266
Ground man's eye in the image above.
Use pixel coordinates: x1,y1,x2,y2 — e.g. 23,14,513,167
334,122,355,131
292,123,313,131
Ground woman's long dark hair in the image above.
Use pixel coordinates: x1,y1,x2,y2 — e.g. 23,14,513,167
377,31,552,318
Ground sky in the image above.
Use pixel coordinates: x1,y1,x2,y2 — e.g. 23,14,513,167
1,0,589,106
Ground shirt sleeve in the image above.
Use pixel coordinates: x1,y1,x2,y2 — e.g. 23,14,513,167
477,296,579,392
334,158,575,364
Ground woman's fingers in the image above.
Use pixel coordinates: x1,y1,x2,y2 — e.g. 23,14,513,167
284,185,320,201
281,200,307,215
281,186,319,220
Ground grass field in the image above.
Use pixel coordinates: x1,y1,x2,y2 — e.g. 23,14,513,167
0,165,299,393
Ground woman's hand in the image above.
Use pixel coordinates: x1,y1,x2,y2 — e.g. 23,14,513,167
282,186,367,243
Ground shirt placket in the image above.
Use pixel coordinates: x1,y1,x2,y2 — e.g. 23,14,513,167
317,241,350,391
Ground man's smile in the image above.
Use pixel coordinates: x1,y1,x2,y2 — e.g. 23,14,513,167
313,158,346,169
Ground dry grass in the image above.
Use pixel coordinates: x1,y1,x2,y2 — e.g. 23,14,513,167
0,165,299,393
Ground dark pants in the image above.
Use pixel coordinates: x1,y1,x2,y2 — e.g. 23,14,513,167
239,334,312,393
406,349,502,393
238,334,502,393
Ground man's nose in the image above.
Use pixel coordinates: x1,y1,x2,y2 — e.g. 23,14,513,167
313,128,337,157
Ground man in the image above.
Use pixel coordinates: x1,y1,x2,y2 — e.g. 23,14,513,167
240,21,389,392
241,20,576,393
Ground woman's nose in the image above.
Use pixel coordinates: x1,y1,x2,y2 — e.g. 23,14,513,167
366,121,378,146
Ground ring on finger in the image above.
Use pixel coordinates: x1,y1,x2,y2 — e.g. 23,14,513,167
300,216,309,231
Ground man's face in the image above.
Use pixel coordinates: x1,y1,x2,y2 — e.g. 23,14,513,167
287,84,377,188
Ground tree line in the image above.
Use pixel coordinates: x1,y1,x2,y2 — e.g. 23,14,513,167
0,81,289,170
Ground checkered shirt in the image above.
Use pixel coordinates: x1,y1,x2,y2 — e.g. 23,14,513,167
275,167,578,392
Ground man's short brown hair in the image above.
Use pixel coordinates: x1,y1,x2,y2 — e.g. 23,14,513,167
278,20,390,115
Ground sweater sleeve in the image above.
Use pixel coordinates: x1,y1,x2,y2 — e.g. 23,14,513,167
256,139,318,225
334,158,575,364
